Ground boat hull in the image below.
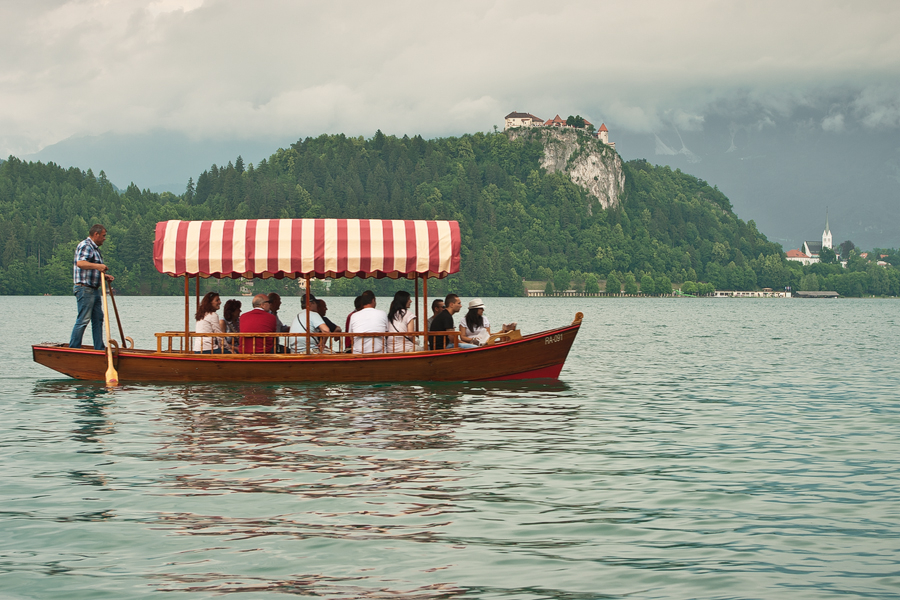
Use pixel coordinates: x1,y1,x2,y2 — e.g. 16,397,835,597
32,321,581,383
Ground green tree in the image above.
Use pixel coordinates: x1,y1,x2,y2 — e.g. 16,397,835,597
553,269,570,293
640,274,655,295
604,272,620,294
839,240,855,260
681,281,697,295
584,273,600,294
623,273,638,295
544,281,555,296
655,275,672,296
570,270,586,292
799,273,819,291
820,246,837,264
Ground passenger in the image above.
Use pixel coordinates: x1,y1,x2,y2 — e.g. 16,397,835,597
239,293,277,353
426,298,445,350
344,295,365,353
289,294,331,353
345,292,373,332
316,299,342,333
222,299,242,352
315,298,342,350
267,292,289,332
387,290,418,352
348,290,389,353
458,298,514,346
194,292,229,354
427,298,444,329
429,294,477,350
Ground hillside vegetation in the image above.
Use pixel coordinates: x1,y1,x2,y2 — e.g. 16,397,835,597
1,130,898,297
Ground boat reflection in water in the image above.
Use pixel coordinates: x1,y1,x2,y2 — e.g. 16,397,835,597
32,379,577,596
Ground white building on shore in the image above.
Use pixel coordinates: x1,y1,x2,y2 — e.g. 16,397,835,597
787,213,833,265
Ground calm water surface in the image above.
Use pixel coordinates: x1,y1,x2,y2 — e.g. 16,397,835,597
2,296,899,599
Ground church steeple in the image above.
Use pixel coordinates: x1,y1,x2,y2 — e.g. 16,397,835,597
822,208,832,250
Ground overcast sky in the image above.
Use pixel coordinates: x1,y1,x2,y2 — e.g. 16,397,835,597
3,0,900,247
3,0,899,155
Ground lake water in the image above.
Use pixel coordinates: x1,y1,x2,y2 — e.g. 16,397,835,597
3,296,899,599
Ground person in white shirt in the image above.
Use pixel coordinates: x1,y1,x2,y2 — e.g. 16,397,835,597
387,290,417,352
459,298,517,346
290,294,330,353
348,290,389,353
194,292,227,353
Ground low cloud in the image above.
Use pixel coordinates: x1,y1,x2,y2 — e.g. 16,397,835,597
822,113,845,132
668,109,705,132
2,0,900,156
851,85,900,129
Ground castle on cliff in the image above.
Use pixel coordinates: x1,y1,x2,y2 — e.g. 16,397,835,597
504,111,614,148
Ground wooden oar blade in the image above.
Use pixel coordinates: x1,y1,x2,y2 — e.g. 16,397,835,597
100,276,119,386
105,364,119,386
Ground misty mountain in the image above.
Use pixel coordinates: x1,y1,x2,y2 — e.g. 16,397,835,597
20,116,900,252
613,109,900,251
23,131,297,195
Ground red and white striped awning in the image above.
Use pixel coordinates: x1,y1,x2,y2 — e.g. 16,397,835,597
153,219,461,279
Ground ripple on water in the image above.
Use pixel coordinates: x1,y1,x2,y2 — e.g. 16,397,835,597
2,297,899,599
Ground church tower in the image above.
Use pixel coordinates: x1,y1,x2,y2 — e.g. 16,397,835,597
822,209,832,250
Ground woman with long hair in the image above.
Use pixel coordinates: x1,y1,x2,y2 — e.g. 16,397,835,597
387,290,417,352
222,299,242,353
194,292,228,353
458,298,489,345
459,298,516,346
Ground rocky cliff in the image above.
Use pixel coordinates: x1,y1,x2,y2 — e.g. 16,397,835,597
507,127,624,213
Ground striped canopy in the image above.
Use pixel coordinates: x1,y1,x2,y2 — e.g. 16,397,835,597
153,219,461,279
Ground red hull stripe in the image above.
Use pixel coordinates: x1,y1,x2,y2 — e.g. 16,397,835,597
482,363,564,381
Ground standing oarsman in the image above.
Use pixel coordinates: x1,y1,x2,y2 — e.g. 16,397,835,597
69,224,114,349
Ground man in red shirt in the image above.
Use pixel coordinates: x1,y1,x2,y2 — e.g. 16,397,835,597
239,294,277,353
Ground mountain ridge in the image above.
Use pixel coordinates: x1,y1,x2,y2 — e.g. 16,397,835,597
1,131,897,297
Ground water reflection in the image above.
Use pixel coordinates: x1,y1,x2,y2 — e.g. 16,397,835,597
140,382,580,595
149,383,472,495
151,572,466,598
33,381,118,452
28,379,582,597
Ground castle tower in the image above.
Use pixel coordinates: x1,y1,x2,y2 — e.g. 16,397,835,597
598,123,609,144
822,209,832,250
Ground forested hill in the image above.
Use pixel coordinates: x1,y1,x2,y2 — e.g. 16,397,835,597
1,130,897,297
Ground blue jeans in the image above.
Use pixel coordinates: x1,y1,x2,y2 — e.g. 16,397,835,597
69,285,105,349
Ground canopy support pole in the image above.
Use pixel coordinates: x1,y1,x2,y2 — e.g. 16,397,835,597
423,276,428,350
415,276,420,346
305,275,311,354
195,275,200,314
184,275,190,353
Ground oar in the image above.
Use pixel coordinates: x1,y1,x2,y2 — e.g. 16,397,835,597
100,275,119,386
108,286,128,347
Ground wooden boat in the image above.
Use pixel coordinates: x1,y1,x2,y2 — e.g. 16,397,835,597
33,218,583,383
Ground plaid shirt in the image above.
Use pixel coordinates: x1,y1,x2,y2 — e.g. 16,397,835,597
73,237,103,287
